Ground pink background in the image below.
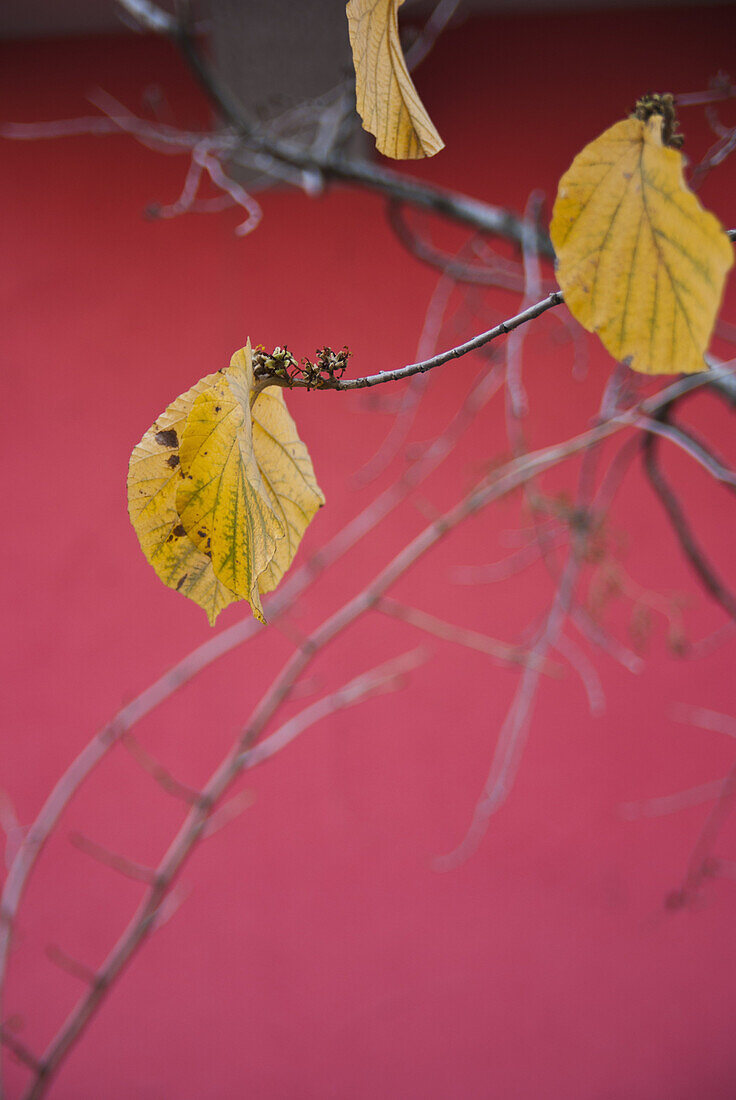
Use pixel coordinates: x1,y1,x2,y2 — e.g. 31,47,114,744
3,7,736,1097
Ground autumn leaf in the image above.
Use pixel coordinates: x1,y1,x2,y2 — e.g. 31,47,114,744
346,0,444,160
128,343,324,625
550,110,734,374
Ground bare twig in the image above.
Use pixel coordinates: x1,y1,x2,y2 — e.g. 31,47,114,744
375,598,557,674
201,790,256,839
354,231,483,485
116,0,177,34
0,1030,41,1076
451,536,557,585
68,833,158,886
120,733,203,805
238,649,428,771
405,0,464,70
0,314,508,1046
637,415,736,489
386,202,528,290
309,292,564,390
667,758,736,908
554,632,605,716
672,704,736,740
643,415,736,623
45,946,97,987
112,0,555,256
8,365,732,1097
437,363,636,869
675,74,735,107
0,795,24,873
620,778,727,820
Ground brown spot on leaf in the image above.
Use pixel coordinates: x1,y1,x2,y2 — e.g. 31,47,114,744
155,428,178,448
166,454,180,468
176,574,188,591
172,524,186,538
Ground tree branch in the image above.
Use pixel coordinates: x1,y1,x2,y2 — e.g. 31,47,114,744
16,365,730,1098
642,408,736,622
115,0,555,257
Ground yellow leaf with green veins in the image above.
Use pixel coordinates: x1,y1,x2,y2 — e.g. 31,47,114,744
128,343,325,626
127,372,240,626
346,0,444,160
550,114,734,374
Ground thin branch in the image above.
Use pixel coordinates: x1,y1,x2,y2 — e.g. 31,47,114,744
114,0,555,256
451,536,554,585
643,415,736,622
68,834,158,886
637,415,736,489
309,291,564,390
675,74,735,107
405,0,464,70
620,778,727,820
0,794,24,873
120,733,203,805
672,704,736,740
0,312,508,1040
554,632,605,717
376,598,558,674
238,648,428,771
437,363,636,869
0,1030,42,1076
353,230,478,485
668,757,736,908
45,946,97,987
13,366,730,1098
201,790,256,839
386,201,527,290
116,0,177,33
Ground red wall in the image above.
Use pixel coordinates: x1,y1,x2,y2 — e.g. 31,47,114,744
3,7,736,1098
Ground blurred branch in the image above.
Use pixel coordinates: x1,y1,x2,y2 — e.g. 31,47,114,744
68,833,158,886
638,414,736,489
7,358,734,1091
642,409,736,622
115,0,555,256
0,1030,42,1076
376,597,558,673
386,201,529,290
405,0,464,70
238,648,428,771
45,946,97,987
120,733,203,805
0,310,509,1052
667,757,736,908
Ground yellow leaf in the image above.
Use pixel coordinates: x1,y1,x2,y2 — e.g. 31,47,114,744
176,343,325,624
346,0,444,160
128,343,325,626
127,372,240,626
550,114,734,374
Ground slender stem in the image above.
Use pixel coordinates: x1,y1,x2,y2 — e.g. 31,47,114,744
264,292,564,392
642,411,736,622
